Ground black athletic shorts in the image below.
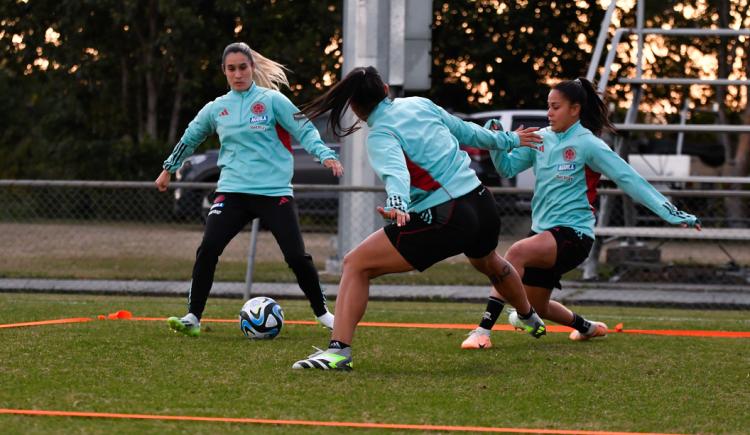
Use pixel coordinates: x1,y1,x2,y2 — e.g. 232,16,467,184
523,226,594,290
383,185,500,271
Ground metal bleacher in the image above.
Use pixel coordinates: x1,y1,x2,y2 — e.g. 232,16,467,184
581,0,750,280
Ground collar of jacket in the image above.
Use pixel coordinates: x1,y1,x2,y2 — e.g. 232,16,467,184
229,82,257,97
554,120,582,141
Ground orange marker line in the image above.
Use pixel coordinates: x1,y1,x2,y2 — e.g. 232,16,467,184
142,318,750,338
134,317,574,332
3,317,747,338
620,329,750,338
0,317,92,329
0,408,686,435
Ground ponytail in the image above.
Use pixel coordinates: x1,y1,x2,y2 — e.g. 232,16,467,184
299,66,388,138
249,49,290,91
553,77,616,137
221,42,290,91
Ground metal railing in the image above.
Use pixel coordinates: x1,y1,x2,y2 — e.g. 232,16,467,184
1,180,749,301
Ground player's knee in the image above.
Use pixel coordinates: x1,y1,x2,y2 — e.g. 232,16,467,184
341,251,361,271
342,250,374,276
196,239,225,259
505,242,528,267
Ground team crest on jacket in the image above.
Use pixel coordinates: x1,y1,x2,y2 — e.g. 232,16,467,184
251,103,266,115
563,147,576,161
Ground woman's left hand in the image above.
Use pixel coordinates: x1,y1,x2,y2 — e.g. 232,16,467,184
323,159,344,177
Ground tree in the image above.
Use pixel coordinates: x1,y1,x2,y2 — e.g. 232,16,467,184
0,0,341,179
428,1,608,112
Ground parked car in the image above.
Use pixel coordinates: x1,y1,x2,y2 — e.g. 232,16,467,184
456,110,548,211
173,109,549,221
172,115,340,221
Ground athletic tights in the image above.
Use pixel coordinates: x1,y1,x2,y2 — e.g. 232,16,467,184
187,192,328,319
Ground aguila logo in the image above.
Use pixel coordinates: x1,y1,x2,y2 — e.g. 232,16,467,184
251,103,266,115
563,147,576,161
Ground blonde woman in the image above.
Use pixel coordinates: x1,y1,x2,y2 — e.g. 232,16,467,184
155,42,343,336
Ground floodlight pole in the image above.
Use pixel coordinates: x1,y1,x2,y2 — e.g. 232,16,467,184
330,0,432,274
331,0,391,273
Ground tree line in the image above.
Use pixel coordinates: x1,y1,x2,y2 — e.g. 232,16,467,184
1,0,747,180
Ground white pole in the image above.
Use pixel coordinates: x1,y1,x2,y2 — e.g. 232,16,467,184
243,218,261,301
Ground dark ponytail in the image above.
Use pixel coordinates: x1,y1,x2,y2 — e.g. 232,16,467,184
553,77,616,137
299,66,388,138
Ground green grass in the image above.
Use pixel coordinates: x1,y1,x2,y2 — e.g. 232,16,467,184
1,293,748,434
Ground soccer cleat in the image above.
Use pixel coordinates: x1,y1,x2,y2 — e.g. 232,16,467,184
569,321,608,341
514,308,547,338
292,346,353,371
316,311,335,330
507,309,525,331
461,328,493,349
167,313,200,337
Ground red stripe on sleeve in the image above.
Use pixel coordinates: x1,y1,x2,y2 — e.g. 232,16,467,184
585,165,601,212
275,124,292,154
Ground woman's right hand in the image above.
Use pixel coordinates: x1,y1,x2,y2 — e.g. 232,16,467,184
155,169,171,192
377,206,410,227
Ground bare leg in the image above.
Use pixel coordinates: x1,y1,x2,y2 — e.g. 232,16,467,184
525,286,575,325
468,251,531,315
332,229,413,345
504,231,575,325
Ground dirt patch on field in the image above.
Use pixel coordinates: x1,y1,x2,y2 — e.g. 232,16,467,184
0,222,334,263
2,222,747,267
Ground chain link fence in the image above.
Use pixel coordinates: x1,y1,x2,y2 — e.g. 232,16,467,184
1,179,749,306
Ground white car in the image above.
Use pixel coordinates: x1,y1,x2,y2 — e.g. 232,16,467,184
457,110,547,209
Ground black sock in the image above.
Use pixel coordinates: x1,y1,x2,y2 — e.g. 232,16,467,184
570,313,592,334
312,303,329,318
478,297,505,330
518,307,536,319
328,340,350,349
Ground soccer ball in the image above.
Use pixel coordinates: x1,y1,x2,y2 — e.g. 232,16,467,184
239,297,284,339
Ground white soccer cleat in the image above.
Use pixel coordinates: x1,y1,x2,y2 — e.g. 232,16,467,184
508,308,546,338
292,346,352,370
507,309,525,331
167,313,200,337
316,312,335,330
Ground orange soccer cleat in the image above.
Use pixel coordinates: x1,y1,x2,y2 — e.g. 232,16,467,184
569,321,608,341
461,328,493,349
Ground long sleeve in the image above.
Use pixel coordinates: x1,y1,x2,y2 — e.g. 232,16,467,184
489,146,535,179
273,92,338,163
585,138,699,226
163,102,216,173
433,103,519,151
367,131,411,212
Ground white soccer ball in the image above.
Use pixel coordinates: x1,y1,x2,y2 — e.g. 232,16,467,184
239,297,284,339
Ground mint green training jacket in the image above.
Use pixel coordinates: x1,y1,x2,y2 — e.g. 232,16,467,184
366,97,520,213
163,82,338,197
489,121,699,238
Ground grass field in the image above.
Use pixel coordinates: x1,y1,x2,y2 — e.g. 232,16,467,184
1,293,748,434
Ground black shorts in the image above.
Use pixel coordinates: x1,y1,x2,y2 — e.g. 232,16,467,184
384,185,500,271
523,226,594,290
